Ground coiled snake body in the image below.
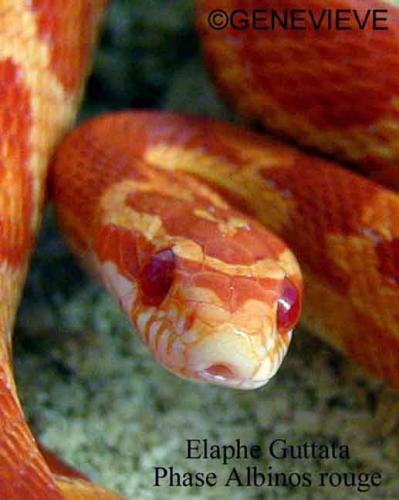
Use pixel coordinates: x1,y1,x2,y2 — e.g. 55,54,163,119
1,0,399,498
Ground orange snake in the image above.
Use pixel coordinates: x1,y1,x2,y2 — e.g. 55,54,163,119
1,0,399,498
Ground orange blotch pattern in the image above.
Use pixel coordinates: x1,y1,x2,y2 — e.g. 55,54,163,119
125,188,285,266
197,0,399,190
259,161,379,295
221,0,399,129
0,58,34,266
0,365,63,499
32,0,104,94
94,225,155,280
0,2,114,499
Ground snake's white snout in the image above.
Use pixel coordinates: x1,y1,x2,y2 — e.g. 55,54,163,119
186,326,289,390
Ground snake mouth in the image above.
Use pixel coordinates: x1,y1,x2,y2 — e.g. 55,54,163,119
200,363,237,383
198,362,269,389
198,362,262,389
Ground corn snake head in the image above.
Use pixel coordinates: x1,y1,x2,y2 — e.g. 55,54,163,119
2,0,399,498
51,113,302,389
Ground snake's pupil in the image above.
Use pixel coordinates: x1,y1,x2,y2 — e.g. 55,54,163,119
139,248,175,306
277,278,301,333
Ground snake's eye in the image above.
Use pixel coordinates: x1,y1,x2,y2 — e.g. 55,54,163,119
277,277,301,333
139,248,175,306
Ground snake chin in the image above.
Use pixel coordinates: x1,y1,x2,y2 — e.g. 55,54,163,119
190,328,293,390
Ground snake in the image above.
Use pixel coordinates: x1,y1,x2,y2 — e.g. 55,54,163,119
1,0,399,498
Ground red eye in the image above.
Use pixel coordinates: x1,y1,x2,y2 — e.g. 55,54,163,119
139,248,175,306
277,277,301,333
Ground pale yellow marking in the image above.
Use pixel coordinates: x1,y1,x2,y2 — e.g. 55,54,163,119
193,208,219,223
145,144,250,204
250,356,273,386
173,239,286,279
0,262,27,346
148,321,163,350
100,261,137,315
137,310,154,334
176,283,277,352
0,2,77,231
278,249,302,280
178,284,223,307
360,190,399,240
325,233,399,340
221,217,250,237
100,172,228,225
100,179,288,280
145,143,297,235
156,329,171,363
188,328,259,373
202,17,399,164
193,208,250,236
301,273,355,352
224,217,249,230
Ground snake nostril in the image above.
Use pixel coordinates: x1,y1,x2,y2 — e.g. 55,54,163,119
203,363,236,380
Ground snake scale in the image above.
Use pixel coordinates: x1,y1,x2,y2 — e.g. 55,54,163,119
1,0,399,497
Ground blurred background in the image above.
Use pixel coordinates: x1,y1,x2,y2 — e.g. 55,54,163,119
14,1,399,498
